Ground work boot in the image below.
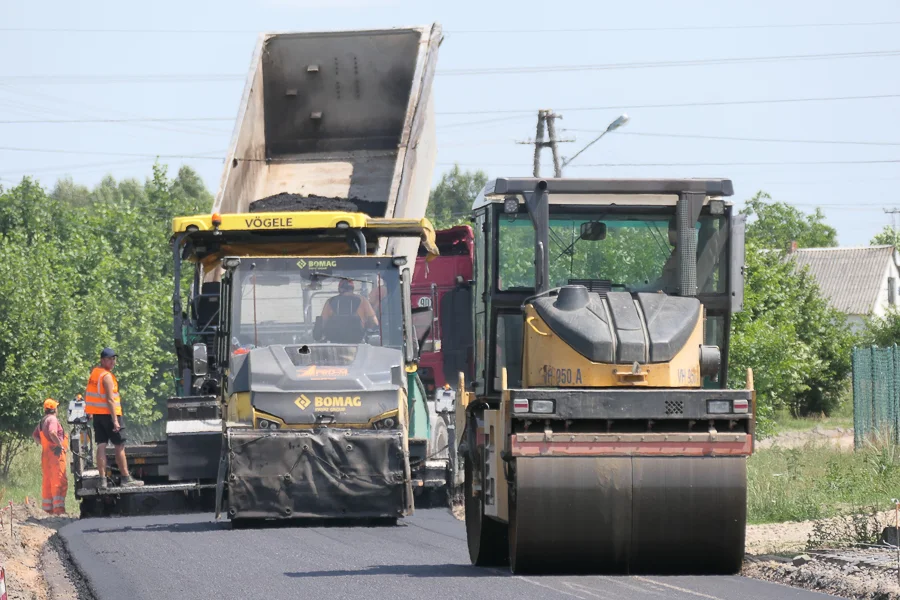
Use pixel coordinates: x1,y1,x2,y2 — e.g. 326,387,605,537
99,477,108,490
120,475,144,487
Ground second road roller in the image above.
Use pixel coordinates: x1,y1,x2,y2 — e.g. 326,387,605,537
455,177,755,574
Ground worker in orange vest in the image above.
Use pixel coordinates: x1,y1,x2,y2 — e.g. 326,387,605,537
85,348,143,488
31,398,68,515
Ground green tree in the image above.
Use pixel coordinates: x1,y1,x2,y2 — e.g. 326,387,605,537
742,191,838,249
427,165,488,230
729,242,856,433
871,225,900,249
861,307,900,347
0,165,213,473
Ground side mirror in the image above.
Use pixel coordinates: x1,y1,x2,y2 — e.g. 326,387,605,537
192,343,208,376
411,306,434,354
580,221,607,241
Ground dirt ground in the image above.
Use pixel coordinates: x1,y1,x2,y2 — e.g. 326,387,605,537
0,500,88,600
745,510,894,555
757,427,855,451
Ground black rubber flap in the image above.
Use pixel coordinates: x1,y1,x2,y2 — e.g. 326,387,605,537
637,293,701,363
440,285,473,384
606,292,646,363
228,429,406,519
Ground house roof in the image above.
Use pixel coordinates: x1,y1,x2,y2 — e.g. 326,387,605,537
787,245,896,315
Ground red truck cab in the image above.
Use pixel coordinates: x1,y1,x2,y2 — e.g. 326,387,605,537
411,225,474,398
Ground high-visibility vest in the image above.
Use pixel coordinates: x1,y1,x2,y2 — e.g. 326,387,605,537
85,367,122,416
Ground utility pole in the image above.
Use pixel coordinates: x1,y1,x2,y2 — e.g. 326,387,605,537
518,109,572,177
885,208,900,245
885,208,900,231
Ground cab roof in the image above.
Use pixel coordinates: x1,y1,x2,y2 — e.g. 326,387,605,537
473,177,734,211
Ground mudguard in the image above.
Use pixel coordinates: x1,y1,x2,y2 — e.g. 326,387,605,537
225,428,411,519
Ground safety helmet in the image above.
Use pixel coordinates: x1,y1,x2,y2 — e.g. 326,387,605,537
43,398,58,411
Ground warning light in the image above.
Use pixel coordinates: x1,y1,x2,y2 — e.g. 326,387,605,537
211,213,222,227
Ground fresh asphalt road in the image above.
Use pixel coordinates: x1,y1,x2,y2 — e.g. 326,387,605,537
59,509,838,600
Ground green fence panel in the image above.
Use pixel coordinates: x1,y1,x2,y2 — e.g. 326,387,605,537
852,344,900,448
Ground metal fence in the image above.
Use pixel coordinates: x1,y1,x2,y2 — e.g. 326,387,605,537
852,345,900,448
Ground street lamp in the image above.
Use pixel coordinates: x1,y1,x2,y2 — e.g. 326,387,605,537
560,113,630,173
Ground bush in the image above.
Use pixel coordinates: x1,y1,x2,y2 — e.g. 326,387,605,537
729,243,856,430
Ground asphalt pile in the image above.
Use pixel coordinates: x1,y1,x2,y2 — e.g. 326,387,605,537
249,192,384,216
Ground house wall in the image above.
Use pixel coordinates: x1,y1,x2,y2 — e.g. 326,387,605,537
846,314,866,333
871,256,900,319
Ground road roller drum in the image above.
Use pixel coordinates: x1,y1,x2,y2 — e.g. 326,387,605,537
507,456,747,574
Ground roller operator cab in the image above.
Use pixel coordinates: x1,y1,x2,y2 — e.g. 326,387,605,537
457,178,754,575
170,211,438,524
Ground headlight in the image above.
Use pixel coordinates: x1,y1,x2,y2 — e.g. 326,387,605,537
259,419,269,428
530,400,555,414
707,400,731,414
257,419,280,430
372,415,399,430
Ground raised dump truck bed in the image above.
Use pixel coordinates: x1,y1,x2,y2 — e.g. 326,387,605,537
214,25,442,268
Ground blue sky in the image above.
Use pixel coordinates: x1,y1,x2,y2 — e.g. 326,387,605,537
1,0,898,245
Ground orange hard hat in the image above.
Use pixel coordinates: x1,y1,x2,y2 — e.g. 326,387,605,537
43,398,58,410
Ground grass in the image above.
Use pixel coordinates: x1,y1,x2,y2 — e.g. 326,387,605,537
748,433,899,524
771,401,855,434
0,445,77,512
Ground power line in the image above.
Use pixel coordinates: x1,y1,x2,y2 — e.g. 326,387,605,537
0,84,228,137
448,21,900,34
0,117,233,125
574,159,900,167
435,93,900,122
564,130,900,147
0,158,158,176
435,159,900,167
4,49,900,85
0,74,242,84
0,146,223,159
2,21,899,34
438,49,900,76
2,92,898,126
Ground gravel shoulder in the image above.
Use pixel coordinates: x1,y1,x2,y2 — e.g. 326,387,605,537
0,501,92,600
745,552,900,600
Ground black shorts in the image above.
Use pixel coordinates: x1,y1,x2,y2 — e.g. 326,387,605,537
92,414,126,446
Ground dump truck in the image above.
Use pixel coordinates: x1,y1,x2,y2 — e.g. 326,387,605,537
410,225,475,504
456,177,754,574
68,23,444,519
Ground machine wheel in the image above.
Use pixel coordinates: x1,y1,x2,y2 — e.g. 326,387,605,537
464,456,508,566
431,418,449,460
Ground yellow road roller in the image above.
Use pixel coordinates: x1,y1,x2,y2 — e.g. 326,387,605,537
455,178,754,574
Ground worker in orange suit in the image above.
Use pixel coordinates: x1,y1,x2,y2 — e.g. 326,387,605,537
31,398,68,515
